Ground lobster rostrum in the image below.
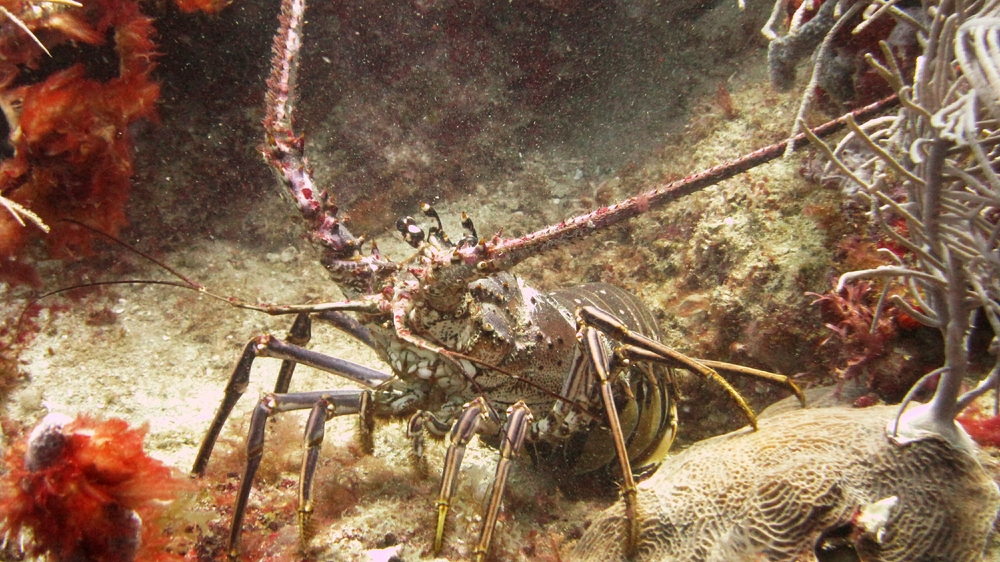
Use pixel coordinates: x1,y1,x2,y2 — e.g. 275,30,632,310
188,0,899,559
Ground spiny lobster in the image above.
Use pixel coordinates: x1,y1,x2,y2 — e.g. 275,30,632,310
186,0,898,559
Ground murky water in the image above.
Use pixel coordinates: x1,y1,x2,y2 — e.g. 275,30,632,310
2,0,996,560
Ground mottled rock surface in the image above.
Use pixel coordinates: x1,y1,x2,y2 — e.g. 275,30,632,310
573,404,1000,561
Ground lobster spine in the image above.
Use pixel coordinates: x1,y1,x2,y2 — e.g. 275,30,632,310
262,0,312,217
263,0,302,142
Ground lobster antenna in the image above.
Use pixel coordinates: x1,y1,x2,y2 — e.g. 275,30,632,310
48,220,353,317
15,279,201,339
481,94,900,271
62,219,205,290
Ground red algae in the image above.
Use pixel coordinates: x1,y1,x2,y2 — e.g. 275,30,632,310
958,405,1000,448
0,0,224,285
0,414,188,561
0,0,159,285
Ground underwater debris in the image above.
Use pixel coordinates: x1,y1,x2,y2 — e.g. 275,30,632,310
0,413,187,561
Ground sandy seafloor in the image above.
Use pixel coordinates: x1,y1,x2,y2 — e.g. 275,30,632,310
3,0,1000,560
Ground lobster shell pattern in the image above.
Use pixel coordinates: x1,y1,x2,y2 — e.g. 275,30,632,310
366,271,676,481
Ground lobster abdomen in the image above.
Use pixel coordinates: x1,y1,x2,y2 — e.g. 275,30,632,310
537,283,677,480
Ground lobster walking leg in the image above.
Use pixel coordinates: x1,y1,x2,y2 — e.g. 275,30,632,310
226,389,368,559
579,306,761,429
274,312,311,394
297,391,376,544
434,397,499,554
298,398,332,545
316,310,377,351
687,359,806,407
575,304,807,557
192,326,391,476
615,342,808,409
474,402,532,562
579,323,643,558
433,398,535,562
192,337,257,477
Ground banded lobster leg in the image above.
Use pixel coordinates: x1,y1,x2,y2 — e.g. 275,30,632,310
224,389,373,558
428,345,643,562
575,305,807,557
430,303,806,561
433,397,533,562
190,310,398,558
191,311,388,476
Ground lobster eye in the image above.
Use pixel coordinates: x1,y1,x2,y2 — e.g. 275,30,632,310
396,216,425,248
395,216,411,233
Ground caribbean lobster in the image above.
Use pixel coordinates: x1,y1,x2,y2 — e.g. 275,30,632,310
186,0,898,559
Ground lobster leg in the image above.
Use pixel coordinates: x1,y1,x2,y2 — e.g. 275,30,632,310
297,390,376,545
574,304,805,557
577,305,760,430
408,410,456,474
274,312,312,394
316,309,377,350
274,311,379,394
697,359,806,407
578,323,643,558
192,329,391,476
474,401,532,562
226,389,367,559
433,397,534,561
619,346,807,408
434,397,499,555
616,344,806,408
